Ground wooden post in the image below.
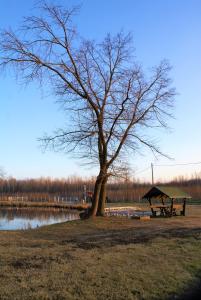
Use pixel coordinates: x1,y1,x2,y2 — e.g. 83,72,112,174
148,197,155,217
160,196,165,206
170,198,174,217
182,199,186,216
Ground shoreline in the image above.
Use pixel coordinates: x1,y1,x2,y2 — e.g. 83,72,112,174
0,200,90,211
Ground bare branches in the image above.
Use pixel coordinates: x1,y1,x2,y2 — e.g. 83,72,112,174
0,1,175,184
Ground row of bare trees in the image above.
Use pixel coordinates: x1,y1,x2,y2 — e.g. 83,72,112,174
0,177,94,197
0,2,175,216
0,176,200,201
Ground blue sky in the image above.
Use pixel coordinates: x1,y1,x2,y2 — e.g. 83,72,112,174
0,0,201,181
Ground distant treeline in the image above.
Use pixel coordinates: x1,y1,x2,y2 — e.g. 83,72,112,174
0,176,201,201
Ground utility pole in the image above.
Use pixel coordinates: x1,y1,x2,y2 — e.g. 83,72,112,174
151,163,154,185
83,185,87,203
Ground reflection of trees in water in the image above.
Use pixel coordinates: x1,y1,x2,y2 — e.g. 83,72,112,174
0,207,79,221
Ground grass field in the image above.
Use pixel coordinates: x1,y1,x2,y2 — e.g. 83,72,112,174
0,205,201,299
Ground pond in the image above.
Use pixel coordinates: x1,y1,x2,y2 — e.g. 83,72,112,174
0,207,80,230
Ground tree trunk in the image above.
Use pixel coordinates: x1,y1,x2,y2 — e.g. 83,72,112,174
97,177,108,216
88,172,103,217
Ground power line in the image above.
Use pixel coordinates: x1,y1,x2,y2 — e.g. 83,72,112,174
134,160,201,179
134,166,150,175
154,161,201,167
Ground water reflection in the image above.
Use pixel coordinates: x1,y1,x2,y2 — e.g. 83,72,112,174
0,207,80,230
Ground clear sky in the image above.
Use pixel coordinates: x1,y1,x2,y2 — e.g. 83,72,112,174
0,0,201,182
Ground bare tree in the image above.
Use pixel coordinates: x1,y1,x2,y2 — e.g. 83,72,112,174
0,2,175,217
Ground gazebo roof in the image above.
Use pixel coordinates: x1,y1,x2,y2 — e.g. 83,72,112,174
142,186,192,199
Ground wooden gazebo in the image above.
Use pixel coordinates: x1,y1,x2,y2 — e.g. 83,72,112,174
142,186,191,217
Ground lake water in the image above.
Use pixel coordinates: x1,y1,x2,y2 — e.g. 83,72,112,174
0,207,80,230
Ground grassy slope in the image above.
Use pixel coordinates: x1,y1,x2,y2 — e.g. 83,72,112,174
0,206,200,300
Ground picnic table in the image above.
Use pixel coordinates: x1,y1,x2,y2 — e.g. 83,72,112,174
150,205,176,217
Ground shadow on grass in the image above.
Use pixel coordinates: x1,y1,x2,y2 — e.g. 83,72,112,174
60,225,201,299
167,272,201,300
60,226,201,249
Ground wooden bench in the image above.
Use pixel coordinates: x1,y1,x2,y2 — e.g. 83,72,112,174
173,204,183,209
150,205,171,216
150,204,184,217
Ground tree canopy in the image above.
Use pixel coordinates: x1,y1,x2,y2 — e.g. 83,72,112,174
0,2,175,217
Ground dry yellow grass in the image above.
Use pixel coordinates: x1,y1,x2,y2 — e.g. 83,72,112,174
0,200,89,210
0,205,200,299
